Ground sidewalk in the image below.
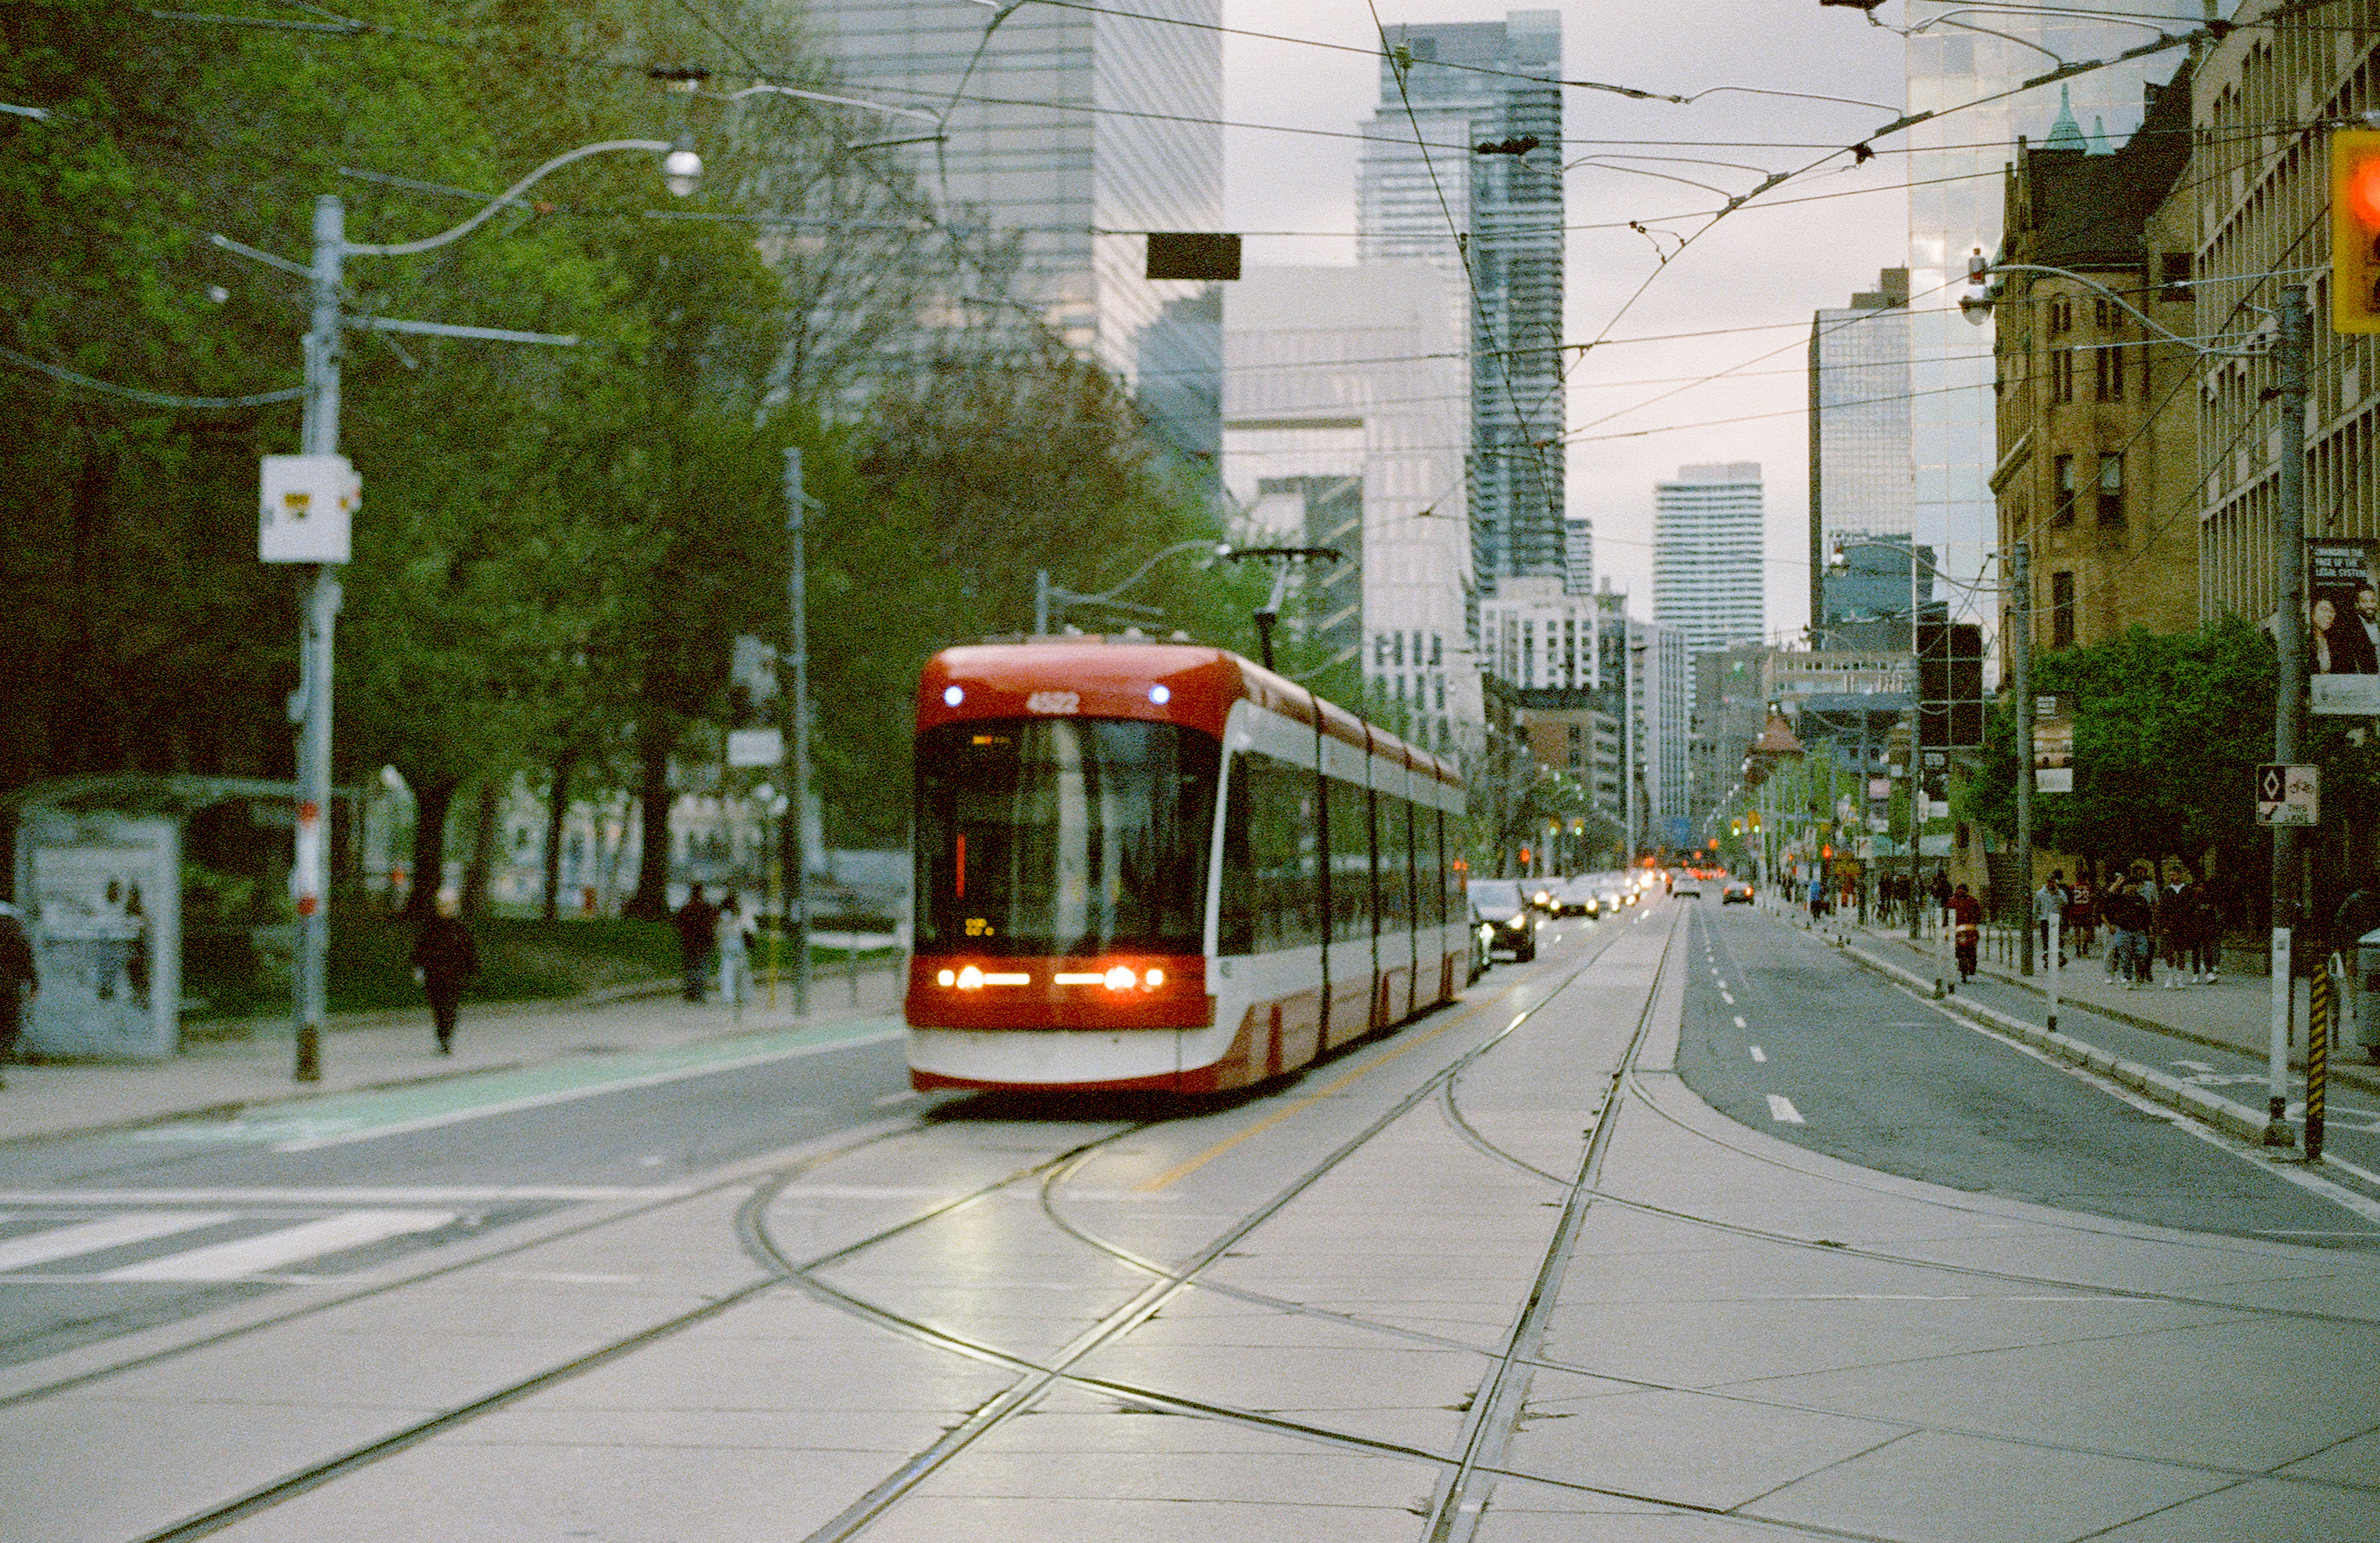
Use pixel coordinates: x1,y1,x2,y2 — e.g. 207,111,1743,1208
0,962,906,1147
1832,909,2380,1098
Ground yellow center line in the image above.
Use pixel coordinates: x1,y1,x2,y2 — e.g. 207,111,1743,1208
1132,993,1507,1194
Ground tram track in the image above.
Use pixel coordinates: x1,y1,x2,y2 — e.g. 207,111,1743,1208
104,894,2360,1543
764,920,1653,1541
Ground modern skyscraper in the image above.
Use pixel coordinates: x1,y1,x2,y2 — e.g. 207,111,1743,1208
1809,268,1915,645
803,0,1223,463
1563,515,1593,596
1902,1,2201,633
1222,263,1477,750
1358,11,1564,602
1653,462,1766,658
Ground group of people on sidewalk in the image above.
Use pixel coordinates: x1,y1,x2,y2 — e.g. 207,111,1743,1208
2030,868,2221,990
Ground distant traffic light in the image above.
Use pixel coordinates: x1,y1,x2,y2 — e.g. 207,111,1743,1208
2334,129,2380,333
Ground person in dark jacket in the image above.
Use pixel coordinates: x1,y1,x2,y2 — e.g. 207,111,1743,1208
409,888,479,1055
672,884,718,1002
0,902,36,1090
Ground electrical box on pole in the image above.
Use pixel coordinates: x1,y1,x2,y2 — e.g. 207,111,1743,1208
2332,128,2380,334
258,454,358,564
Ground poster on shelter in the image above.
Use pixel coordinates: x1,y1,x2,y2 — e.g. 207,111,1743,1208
16,815,180,1059
2309,540,2380,713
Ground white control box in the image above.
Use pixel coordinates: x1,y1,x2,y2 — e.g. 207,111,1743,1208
259,454,359,564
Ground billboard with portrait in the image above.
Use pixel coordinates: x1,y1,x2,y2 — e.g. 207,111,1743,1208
2309,539,2380,714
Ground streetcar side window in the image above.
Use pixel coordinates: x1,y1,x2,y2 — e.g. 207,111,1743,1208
1377,791,1409,933
1327,774,1372,942
1218,751,1321,955
1403,795,1422,935
1434,805,1451,928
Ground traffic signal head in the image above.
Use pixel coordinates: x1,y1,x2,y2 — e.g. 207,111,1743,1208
2334,129,2380,334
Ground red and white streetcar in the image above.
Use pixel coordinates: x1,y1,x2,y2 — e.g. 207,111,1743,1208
906,637,1469,1094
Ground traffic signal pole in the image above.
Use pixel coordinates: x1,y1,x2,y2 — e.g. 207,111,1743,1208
2266,285,2310,1148
2013,540,2032,977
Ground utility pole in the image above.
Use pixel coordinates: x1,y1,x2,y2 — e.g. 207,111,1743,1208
290,194,347,1083
2013,539,2033,976
784,447,813,1020
2267,285,2310,1147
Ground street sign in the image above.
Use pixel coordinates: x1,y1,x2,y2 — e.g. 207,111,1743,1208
727,727,785,768
2256,763,2319,826
2032,691,2075,793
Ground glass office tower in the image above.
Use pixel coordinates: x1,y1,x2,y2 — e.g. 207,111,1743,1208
1358,10,1565,601
1904,1,2201,633
802,0,1223,464
1654,462,1768,658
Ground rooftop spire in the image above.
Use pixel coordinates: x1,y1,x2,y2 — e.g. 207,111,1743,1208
2044,85,2087,151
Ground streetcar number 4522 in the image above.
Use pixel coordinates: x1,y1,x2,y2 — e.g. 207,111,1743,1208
1026,691,1080,714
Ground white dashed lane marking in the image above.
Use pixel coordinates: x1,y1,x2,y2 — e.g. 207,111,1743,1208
1749,1046,1767,1063
1733,1016,1748,1030
1766,1094,1805,1124
1719,990,1736,1005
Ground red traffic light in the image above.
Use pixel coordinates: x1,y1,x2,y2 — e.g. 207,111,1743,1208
2334,129,2380,334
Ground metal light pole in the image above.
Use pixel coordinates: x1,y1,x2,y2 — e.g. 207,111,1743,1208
2268,284,2311,1147
290,194,345,1082
784,447,814,1020
255,137,694,1081
2013,539,2033,976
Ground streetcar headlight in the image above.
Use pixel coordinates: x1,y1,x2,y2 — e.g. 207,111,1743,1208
942,684,964,707
1148,684,1171,705
1104,964,1135,990
1144,968,1165,987
937,968,956,987
956,965,984,990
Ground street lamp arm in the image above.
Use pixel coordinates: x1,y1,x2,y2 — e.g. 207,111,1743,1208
1971,260,2258,357
1066,539,1229,607
346,139,672,257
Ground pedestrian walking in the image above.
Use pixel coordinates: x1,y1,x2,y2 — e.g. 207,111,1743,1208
0,901,37,1090
672,883,719,1002
1948,882,1983,983
2184,877,2222,982
2104,877,2150,988
714,892,753,1017
408,888,479,1056
2065,876,2096,959
2034,870,2069,967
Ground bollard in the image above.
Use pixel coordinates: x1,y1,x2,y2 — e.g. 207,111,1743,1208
2309,958,2333,1162
2047,912,2061,1034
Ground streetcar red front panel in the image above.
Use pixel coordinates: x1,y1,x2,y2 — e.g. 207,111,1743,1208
906,954,1210,1030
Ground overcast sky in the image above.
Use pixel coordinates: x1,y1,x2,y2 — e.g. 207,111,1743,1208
1222,0,1919,644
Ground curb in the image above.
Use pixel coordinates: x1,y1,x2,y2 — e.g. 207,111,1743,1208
0,971,909,1148
1846,929,2380,1101
1835,937,2276,1144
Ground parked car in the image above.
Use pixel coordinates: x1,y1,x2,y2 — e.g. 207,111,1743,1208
1722,877,1755,905
1467,878,1540,962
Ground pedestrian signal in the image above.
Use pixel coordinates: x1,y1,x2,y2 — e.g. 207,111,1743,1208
2335,129,2380,334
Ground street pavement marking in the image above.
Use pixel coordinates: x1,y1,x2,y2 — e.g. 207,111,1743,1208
0,1187,678,1206
0,1213,232,1273
1733,1016,1748,1030
872,1089,924,1107
100,1209,455,1282
1766,1093,1803,1124
1749,1046,1767,1063
1719,990,1736,1005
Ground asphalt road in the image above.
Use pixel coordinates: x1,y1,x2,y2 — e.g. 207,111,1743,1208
0,1024,917,1369
1675,899,2380,1245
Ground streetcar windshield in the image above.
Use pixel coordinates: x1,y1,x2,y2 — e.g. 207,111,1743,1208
914,718,1219,958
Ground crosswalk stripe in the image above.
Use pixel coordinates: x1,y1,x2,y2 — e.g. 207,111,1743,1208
98,1209,456,1282
0,1213,235,1273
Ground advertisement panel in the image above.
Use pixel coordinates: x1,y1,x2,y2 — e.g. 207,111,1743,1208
15,812,181,1059
2032,692,2075,793
2309,539,2380,714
